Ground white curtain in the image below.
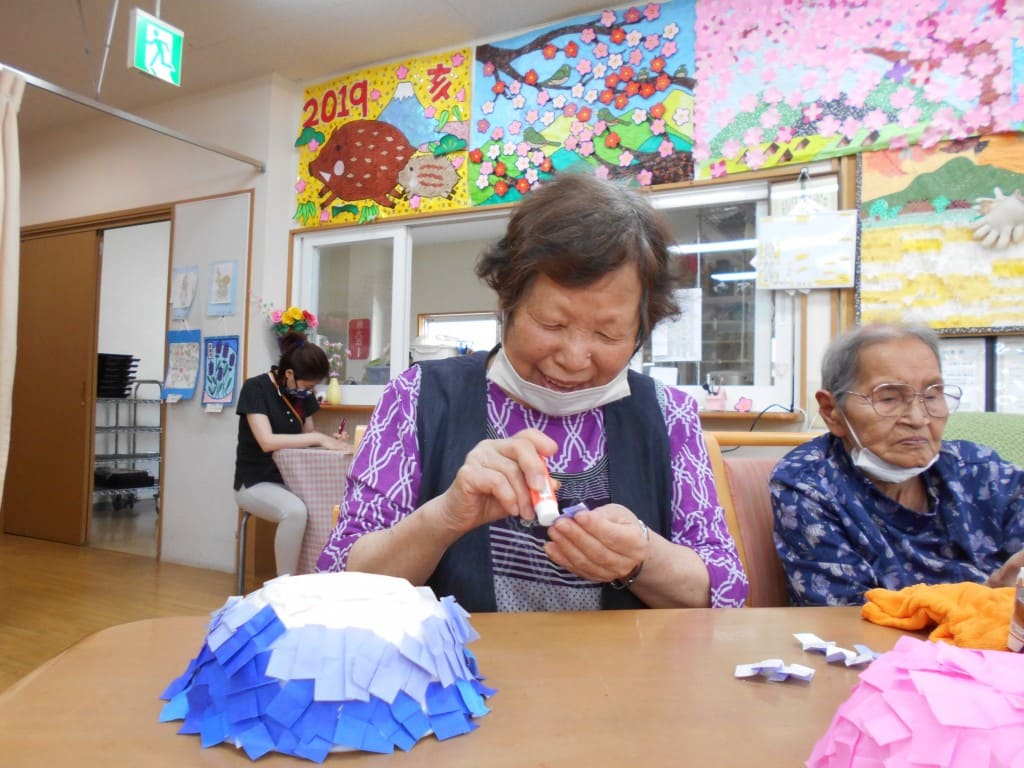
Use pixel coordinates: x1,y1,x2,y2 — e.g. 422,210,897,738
0,68,25,511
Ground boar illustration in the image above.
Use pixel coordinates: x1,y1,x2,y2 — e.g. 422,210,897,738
396,156,459,201
309,120,414,208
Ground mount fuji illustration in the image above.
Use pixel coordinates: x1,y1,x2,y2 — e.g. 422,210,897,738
378,81,445,149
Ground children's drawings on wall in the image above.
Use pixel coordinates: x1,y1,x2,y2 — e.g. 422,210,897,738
170,265,198,320
162,329,201,400
859,134,1024,332
294,50,472,226
469,2,696,205
207,260,238,317
202,335,239,406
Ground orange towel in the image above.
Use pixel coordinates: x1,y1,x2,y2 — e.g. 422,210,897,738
861,582,1016,651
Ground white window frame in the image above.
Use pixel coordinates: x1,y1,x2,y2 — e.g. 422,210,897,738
290,183,801,413
648,182,800,413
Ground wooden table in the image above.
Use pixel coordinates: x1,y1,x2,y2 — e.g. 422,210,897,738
0,606,911,766
272,448,353,574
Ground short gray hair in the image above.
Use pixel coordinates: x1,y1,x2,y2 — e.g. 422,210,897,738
822,323,942,403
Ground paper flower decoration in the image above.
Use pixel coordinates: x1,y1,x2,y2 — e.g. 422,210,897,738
159,573,494,761
270,305,318,337
808,636,1024,767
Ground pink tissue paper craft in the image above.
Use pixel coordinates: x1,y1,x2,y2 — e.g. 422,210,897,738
807,635,1024,767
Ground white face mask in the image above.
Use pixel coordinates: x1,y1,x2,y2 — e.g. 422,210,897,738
486,347,631,417
839,408,938,484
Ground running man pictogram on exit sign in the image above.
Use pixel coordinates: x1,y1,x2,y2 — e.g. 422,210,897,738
128,8,183,87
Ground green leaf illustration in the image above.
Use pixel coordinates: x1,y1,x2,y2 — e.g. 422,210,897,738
295,126,326,148
434,134,468,156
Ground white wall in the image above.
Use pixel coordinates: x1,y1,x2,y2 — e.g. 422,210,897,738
410,240,496,340
21,72,299,376
96,221,170,469
98,222,170,383
160,193,251,572
20,73,302,572
803,290,838,427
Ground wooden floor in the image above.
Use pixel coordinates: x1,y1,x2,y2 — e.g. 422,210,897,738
89,496,159,557
0,532,235,694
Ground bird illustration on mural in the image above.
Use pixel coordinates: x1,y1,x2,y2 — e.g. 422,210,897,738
538,63,571,88
522,127,559,147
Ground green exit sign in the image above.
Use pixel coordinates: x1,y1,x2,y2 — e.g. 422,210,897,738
128,8,183,87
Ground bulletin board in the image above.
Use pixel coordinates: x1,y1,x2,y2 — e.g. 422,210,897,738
758,173,856,290
937,337,987,413
858,134,1024,334
996,336,1024,413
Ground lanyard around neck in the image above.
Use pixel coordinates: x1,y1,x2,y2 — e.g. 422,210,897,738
269,371,304,424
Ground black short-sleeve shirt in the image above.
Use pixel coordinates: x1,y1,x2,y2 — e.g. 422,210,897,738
233,372,320,490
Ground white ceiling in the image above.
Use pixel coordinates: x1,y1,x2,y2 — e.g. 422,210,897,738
2,0,615,134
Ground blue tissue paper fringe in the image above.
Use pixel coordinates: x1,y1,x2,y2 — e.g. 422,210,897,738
159,595,494,762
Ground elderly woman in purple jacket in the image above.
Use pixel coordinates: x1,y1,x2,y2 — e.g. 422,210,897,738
318,173,748,612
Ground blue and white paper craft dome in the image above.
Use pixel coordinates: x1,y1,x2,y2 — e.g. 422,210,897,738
159,572,495,762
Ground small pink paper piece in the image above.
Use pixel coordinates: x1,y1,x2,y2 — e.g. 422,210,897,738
807,636,1024,767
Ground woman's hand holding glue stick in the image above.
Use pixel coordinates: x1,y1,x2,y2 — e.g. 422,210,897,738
531,463,560,526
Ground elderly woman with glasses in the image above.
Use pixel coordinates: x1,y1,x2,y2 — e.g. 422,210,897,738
771,323,1024,606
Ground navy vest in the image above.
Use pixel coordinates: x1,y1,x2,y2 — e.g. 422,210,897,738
416,350,672,612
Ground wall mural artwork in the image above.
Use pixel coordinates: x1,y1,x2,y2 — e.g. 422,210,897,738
294,50,472,226
859,133,1024,332
469,1,697,205
694,0,1023,180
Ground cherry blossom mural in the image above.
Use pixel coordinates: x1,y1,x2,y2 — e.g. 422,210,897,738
469,2,696,205
694,0,1024,180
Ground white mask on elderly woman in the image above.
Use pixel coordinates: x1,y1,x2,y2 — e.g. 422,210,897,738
486,347,631,417
839,409,938,484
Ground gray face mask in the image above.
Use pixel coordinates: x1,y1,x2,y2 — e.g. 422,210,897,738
486,347,631,417
839,408,938,484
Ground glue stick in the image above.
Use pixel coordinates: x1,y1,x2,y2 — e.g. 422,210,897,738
1008,567,1024,652
530,464,559,527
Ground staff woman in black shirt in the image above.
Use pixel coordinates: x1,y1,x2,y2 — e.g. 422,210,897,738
233,331,345,577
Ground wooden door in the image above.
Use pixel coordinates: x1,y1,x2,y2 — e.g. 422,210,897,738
2,231,100,543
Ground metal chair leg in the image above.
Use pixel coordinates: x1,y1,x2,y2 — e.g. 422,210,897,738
237,510,251,595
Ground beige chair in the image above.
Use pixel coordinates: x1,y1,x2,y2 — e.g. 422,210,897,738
704,431,820,607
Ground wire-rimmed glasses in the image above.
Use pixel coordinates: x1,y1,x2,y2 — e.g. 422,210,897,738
841,383,963,418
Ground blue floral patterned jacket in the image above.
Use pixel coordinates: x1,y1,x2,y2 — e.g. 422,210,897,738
770,433,1024,606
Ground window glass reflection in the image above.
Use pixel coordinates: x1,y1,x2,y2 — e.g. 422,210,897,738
315,240,393,385
643,200,771,388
